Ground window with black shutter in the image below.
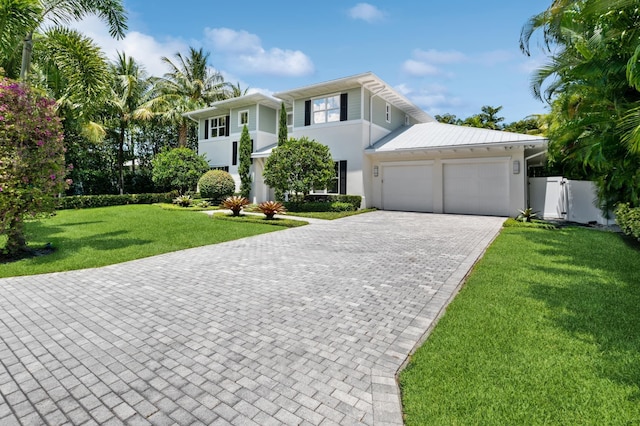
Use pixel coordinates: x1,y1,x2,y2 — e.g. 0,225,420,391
232,141,238,165
304,100,311,126
204,119,209,139
339,160,347,194
340,93,348,121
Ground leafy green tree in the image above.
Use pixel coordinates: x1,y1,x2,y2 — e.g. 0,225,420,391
151,148,209,194
521,0,640,208
144,47,228,147
107,52,150,194
0,78,66,255
0,0,40,77
434,113,461,125
238,124,252,198
278,102,288,145
263,137,334,202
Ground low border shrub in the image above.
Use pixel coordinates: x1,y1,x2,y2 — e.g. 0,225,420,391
303,194,362,210
57,192,178,210
615,203,640,240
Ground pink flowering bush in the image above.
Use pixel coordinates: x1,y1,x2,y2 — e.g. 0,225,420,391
0,78,66,255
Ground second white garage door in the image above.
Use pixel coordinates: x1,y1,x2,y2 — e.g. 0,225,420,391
443,161,509,216
382,163,433,212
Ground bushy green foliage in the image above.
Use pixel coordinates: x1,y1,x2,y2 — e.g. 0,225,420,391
284,200,357,213
615,203,640,240
198,170,236,202
57,192,177,209
238,124,252,198
172,194,193,207
263,137,334,202
304,194,362,210
151,148,209,194
0,78,66,255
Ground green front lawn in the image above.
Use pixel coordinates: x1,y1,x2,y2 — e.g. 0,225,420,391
400,226,640,425
0,205,284,278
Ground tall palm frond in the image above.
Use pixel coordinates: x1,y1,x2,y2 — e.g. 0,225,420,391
0,0,41,77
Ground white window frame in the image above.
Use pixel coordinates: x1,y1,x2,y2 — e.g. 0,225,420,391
209,115,227,138
312,94,341,125
311,161,341,195
239,110,249,126
286,112,293,127
385,103,391,123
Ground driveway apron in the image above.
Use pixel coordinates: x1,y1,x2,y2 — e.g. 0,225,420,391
0,211,504,425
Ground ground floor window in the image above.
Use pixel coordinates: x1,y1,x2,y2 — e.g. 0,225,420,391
210,166,229,172
312,160,347,194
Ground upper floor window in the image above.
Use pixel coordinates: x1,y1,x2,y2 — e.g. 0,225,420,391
239,111,249,126
385,103,391,123
313,95,341,124
208,116,227,138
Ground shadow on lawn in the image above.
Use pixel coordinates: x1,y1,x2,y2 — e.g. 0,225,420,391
524,228,640,399
22,220,152,263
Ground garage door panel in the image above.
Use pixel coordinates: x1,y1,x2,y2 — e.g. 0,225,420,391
383,164,433,212
444,162,509,216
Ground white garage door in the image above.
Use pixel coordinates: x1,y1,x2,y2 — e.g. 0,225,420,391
382,164,433,212
444,161,509,216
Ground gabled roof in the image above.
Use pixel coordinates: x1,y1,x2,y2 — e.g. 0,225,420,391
366,122,547,153
273,72,434,124
183,93,283,120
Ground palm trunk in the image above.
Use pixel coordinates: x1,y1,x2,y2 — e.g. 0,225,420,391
178,123,187,147
20,31,34,81
118,125,125,195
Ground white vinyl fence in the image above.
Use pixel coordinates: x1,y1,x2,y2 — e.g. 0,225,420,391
529,177,614,225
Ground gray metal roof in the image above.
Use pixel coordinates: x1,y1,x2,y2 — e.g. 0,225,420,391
273,72,435,124
366,122,547,153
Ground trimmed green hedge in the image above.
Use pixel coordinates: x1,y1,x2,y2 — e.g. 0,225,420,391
284,201,359,213
616,203,640,240
57,192,178,210
303,194,362,210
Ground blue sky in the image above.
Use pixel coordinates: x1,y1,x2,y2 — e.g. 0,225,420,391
74,0,552,123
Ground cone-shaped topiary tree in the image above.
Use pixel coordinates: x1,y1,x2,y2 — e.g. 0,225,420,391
238,124,252,198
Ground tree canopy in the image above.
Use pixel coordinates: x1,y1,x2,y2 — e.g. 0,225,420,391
263,137,334,202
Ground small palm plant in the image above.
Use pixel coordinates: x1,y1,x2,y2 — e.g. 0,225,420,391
517,207,538,223
222,196,250,216
173,194,193,207
257,201,287,220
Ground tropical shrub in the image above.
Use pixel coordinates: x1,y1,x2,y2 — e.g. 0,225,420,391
516,207,538,223
222,196,249,216
0,78,66,255
198,170,236,202
151,148,209,194
329,202,354,212
257,201,287,219
173,194,193,207
616,203,640,241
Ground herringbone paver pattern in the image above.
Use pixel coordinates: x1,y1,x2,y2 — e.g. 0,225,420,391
0,211,503,425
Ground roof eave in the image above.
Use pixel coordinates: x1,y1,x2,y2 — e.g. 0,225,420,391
365,138,548,154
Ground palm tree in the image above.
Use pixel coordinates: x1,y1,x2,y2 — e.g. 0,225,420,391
0,0,41,77
19,0,127,81
144,47,229,147
228,81,249,98
108,52,150,194
520,0,640,207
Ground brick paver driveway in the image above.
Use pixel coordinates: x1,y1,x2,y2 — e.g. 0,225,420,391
0,211,504,425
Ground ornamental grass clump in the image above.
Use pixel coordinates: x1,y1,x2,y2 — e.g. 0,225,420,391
172,195,193,207
257,201,287,219
222,196,249,216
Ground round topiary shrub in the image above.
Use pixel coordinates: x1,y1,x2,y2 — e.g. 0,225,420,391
198,170,236,202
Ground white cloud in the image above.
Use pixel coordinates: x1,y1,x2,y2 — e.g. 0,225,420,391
397,83,464,114
413,49,467,64
348,3,385,23
69,16,188,77
402,59,440,77
204,27,261,53
204,27,314,77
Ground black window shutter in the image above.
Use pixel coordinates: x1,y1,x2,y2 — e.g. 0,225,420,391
204,119,209,139
304,100,311,126
232,141,238,165
250,139,254,163
340,93,348,121
339,160,347,194
225,115,230,136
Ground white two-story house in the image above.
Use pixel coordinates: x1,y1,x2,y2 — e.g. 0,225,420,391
184,72,546,216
